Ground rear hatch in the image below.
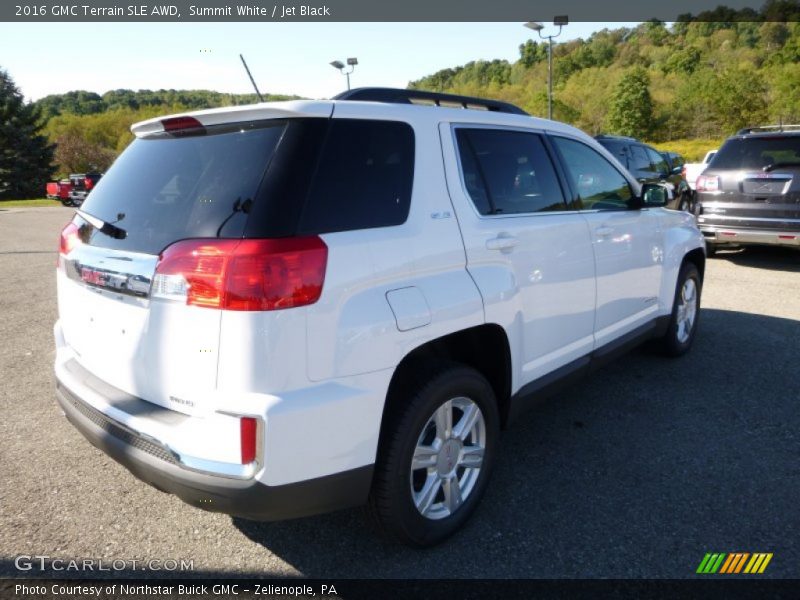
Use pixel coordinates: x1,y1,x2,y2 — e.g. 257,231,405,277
56,110,330,415
697,135,800,230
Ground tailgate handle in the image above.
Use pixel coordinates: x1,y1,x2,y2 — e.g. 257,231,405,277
486,234,519,252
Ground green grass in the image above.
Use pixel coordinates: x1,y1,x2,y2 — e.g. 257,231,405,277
0,198,63,208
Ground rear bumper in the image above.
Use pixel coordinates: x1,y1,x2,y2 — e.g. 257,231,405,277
55,380,373,520
698,224,800,247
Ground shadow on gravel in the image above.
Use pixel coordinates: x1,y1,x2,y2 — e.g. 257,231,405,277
232,308,800,579
712,246,800,273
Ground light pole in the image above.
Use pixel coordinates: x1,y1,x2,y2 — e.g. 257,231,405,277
524,17,568,120
330,57,358,90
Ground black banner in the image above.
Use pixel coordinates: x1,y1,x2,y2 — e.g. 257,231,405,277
3,578,800,600
0,0,785,23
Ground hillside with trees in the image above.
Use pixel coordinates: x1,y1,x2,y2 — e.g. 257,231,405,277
32,89,299,177
410,2,800,158
5,2,800,196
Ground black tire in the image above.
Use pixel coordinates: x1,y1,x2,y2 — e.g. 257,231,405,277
706,242,717,258
656,262,701,357
367,363,500,547
679,197,691,212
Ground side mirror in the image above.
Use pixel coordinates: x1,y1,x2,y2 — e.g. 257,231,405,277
671,166,682,175
641,182,672,207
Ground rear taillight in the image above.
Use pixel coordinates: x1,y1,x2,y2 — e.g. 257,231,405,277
696,175,720,192
85,177,95,191
152,237,328,311
240,417,257,464
59,222,81,256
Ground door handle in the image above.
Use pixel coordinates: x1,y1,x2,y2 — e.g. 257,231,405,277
486,234,519,252
595,226,614,237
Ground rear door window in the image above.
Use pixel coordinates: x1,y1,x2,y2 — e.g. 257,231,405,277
630,144,655,176
455,128,568,215
646,147,669,176
298,119,415,234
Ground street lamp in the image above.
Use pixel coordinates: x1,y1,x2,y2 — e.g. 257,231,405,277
524,17,568,120
330,57,358,91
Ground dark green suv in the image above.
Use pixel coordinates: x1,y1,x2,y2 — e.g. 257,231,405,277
596,135,692,212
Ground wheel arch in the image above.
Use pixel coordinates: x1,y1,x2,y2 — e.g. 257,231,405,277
683,247,706,284
380,324,513,437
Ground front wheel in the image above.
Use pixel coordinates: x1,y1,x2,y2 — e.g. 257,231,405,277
368,364,500,547
656,262,701,357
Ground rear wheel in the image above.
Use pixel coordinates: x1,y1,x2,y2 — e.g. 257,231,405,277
656,262,701,357
368,364,500,547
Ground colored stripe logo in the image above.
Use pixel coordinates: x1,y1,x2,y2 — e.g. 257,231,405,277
696,552,772,574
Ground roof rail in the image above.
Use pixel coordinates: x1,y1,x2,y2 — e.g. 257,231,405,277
737,124,800,135
595,134,638,141
333,87,529,116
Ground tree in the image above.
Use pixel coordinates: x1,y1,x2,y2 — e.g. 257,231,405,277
0,68,55,199
605,67,654,139
53,130,116,174
519,40,548,68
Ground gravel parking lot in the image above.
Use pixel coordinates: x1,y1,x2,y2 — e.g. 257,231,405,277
1,206,798,579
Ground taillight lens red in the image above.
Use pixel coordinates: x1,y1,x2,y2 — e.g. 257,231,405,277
153,237,328,311
59,222,81,256
240,417,257,464
696,175,720,192
85,177,95,191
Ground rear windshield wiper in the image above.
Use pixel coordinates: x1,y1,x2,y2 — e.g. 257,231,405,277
762,162,800,172
77,209,127,240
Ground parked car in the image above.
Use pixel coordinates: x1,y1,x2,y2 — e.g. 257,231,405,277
54,88,705,547
595,135,693,212
696,125,800,255
66,172,102,207
46,179,73,204
683,149,718,192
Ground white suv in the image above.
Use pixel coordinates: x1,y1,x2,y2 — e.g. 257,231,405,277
54,88,705,547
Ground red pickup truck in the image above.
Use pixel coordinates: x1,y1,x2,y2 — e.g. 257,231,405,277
46,179,72,203
46,173,102,207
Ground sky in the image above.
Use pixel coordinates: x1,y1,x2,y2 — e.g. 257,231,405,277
0,22,639,102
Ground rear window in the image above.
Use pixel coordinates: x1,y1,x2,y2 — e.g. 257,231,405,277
596,140,629,167
711,136,800,170
80,121,287,255
80,117,416,255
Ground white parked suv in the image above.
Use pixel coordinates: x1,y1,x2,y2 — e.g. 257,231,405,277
54,88,705,547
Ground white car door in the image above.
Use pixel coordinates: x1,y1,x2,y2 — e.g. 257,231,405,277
548,135,664,348
440,124,597,390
